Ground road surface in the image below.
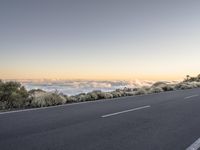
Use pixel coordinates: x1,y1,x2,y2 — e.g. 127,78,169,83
0,88,200,150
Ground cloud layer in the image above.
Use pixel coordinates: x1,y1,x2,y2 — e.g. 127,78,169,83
19,79,155,95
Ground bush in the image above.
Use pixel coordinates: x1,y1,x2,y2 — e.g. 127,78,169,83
149,87,163,93
0,81,29,109
162,84,175,91
141,86,151,91
135,88,147,95
93,90,106,99
103,92,113,99
124,92,134,96
111,91,122,98
195,82,200,87
152,82,175,92
152,82,167,87
123,87,134,92
96,92,114,99
28,89,45,94
175,82,200,90
87,91,98,100
190,82,200,88
30,92,67,107
67,96,78,103
97,91,113,99
77,94,93,102
184,74,200,82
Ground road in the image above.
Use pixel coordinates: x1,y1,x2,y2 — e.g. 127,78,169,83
0,88,200,150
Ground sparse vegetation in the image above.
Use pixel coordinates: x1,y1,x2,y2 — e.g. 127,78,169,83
1,74,200,111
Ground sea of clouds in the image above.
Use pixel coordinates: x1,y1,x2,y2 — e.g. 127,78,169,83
19,79,155,96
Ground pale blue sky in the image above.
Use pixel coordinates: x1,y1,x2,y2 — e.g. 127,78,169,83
0,0,200,80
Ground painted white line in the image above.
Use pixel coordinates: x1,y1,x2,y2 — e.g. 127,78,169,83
0,108,44,115
101,105,151,118
0,94,153,115
186,137,200,150
0,100,107,115
0,97,149,115
184,95,199,99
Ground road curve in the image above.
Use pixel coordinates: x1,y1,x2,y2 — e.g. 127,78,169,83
0,88,200,150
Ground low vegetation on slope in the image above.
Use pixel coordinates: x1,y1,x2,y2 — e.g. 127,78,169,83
0,74,200,110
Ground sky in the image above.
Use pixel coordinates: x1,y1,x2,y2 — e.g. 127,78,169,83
0,0,200,81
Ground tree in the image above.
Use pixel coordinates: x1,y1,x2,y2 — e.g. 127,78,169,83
186,75,190,81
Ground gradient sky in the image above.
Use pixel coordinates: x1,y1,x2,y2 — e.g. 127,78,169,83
0,0,200,81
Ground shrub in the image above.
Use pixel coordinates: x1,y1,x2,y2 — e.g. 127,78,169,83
191,82,200,88
77,94,93,102
149,87,163,93
152,82,175,92
93,90,105,99
31,92,67,107
28,89,45,94
103,92,113,99
67,96,78,103
175,82,200,90
124,92,135,96
97,91,113,99
162,84,175,91
95,92,113,99
184,74,200,82
84,94,94,101
0,81,29,109
135,88,147,95
115,89,130,96
111,91,122,98
152,81,167,87
123,87,133,92
195,82,200,87
87,91,99,100
141,86,151,91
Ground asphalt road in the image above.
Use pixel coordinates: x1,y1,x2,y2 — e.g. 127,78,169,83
0,88,200,150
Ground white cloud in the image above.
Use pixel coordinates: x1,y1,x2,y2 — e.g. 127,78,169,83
19,79,163,95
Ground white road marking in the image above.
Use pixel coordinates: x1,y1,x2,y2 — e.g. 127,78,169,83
184,95,199,99
0,100,112,115
101,105,151,118
186,137,200,150
0,94,152,115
